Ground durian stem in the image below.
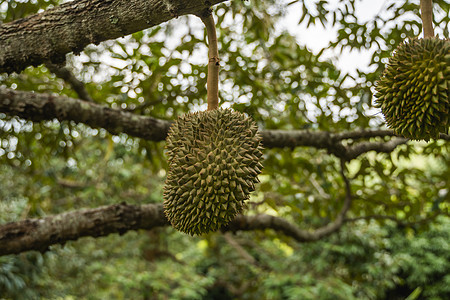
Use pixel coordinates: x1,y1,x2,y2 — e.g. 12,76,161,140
201,12,220,111
420,0,434,38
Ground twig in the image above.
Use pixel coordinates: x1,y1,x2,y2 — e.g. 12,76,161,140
57,178,87,189
46,63,94,102
223,233,259,266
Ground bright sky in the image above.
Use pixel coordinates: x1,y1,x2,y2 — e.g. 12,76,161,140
176,0,392,77
278,0,386,75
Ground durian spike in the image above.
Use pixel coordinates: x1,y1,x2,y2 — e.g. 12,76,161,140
420,0,434,38
200,11,220,111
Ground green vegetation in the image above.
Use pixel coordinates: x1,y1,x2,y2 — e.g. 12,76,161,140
0,0,449,299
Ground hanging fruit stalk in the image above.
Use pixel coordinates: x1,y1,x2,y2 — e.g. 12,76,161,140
420,0,434,38
201,13,220,111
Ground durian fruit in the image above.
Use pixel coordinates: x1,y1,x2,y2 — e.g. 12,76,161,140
374,37,449,141
163,109,263,235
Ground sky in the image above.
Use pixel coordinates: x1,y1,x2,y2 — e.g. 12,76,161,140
278,0,386,75
173,0,393,78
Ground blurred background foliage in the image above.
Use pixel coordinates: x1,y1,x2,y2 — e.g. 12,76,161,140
0,0,449,299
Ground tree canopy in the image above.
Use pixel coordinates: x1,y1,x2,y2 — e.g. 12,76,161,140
0,0,449,299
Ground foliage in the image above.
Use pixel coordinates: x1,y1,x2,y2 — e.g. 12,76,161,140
0,0,449,299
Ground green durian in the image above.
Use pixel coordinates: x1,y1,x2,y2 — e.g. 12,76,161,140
374,37,449,141
163,109,264,235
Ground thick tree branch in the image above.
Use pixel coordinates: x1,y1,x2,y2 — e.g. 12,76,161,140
0,203,168,256
1,197,442,256
0,196,351,256
0,87,171,141
333,129,397,140
261,129,341,152
2,162,440,256
345,211,442,227
1,88,447,159
0,0,228,73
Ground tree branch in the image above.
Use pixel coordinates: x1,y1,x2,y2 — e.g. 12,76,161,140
225,159,353,241
0,203,168,256
0,188,442,256
345,211,442,227
0,196,351,256
223,212,341,243
0,87,171,141
333,130,449,142
333,129,397,140
308,159,353,237
1,88,447,159
345,138,408,160
260,129,354,159
223,233,259,266
3,161,440,256
46,63,94,102
0,0,228,73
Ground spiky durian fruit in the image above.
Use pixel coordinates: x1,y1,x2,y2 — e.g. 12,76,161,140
374,37,449,140
163,109,263,235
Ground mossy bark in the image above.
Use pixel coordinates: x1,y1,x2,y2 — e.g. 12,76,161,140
0,0,227,74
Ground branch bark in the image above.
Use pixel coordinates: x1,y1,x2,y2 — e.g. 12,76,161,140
333,129,397,140
345,211,442,227
225,160,353,241
46,63,94,102
0,199,352,256
0,172,443,256
2,88,448,159
345,138,408,160
0,203,168,256
0,0,228,74
0,87,171,141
